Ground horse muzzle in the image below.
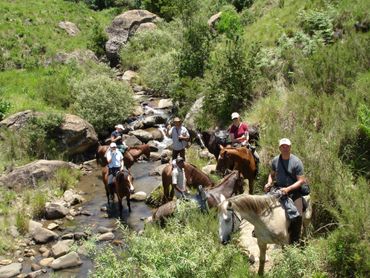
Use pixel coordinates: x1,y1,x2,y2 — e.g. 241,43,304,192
221,236,231,245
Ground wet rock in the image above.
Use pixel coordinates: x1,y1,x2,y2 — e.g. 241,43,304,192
32,226,58,244
65,215,74,221
38,258,54,268
130,191,147,201
128,130,153,143
97,227,113,234
50,252,82,270
149,164,167,176
51,240,74,258
0,262,22,278
142,115,167,128
30,264,41,272
97,232,115,241
73,232,87,241
63,190,84,206
157,99,173,109
61,233,74,240
45,202,69,220
124,135,143,147
144,128,163,141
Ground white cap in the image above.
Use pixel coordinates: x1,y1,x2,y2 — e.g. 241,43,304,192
115,124,124,130
279,138,291,147
231,112,240,120
110,142,117,148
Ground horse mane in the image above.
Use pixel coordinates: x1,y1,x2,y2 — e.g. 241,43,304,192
229,194,278,214
218,170,238,184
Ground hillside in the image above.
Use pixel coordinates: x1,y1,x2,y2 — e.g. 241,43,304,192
0,0,369,277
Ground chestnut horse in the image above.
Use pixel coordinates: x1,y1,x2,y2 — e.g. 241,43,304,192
96,144,150,169
102,167,132,217
162,162,214,202
216,145,256,194
152,170,244,224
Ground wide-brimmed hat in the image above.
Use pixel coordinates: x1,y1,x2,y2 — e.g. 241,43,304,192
231,112,240,120
173,117,181,122
110,142,117,148
115,124,124,130
279,138,291,147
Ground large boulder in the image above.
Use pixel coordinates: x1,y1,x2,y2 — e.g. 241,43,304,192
128,129,153,143
105,9,158,66
0,263,22,278
183,96,204,131
60,114,98,156
50,252,82,270
0,110,41,130
0,160,78,190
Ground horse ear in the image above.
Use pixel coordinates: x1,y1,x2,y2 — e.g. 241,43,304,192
219,145,224,150
219,194,226,204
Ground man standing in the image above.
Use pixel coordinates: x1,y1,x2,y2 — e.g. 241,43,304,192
171,157,188,199
167,117,190,161
264,138,306,244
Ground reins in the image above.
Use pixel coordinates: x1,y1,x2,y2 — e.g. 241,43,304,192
227,206,242,233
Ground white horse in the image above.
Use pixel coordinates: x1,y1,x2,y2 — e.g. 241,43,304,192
218,193,312,275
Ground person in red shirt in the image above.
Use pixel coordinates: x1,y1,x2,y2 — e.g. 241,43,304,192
228,112,260,177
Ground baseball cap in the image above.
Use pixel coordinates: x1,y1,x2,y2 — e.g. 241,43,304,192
110,142,117,148
231,112,240,120
115,124,124,130
176,156,184,163
279,138,291,147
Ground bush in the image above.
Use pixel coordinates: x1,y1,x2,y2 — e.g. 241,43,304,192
15,211,29,235
87,22,108,57
0,97,11,121
31,190,47,219
216,8,243,39
51,167,81,194
71,75,134,133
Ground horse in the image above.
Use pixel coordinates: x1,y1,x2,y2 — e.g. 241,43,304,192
216,145,257,194
161,162,214,203
102,166,132,217
96,144,150,169
199,130,229,160
218,193,312,275
151,170,244,225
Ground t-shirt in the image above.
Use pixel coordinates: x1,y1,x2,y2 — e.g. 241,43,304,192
111,130,123,145
172,165,186,192
106,150,123,168
271,154,304,187
229,123,248,142
169,126,190,151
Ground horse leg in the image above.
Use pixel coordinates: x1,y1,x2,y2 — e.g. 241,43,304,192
248,179,254,195
127,195,131,213
257,239,267,276
118,196,123,219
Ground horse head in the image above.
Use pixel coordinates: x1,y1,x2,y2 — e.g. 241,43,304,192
96,145,109,167
216,146,233,175
218,194,241,244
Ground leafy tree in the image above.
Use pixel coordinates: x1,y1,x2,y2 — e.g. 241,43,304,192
71,75,134,133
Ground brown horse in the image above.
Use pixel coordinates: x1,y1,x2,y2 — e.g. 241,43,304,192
162,162,214,202
102,167,132,217
151,170,244,224
96,144,150,169
216,145,256,194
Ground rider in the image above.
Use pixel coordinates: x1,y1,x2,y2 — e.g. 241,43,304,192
228,112,260,176
264,138,306,244
167,117,190,161
106,142,135,194
172,156,189,199
111,124,128,154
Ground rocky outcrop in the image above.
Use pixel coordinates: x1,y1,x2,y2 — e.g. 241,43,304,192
0,110,41,130
58,21,80,36
184,96,204,131
60,114,98,156
49,50,98,65
0,160,78,190
105,9,158,66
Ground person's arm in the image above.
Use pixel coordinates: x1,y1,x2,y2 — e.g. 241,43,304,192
178,127,190,141
280,175,305,195
264,171,276,192
106,151,112,164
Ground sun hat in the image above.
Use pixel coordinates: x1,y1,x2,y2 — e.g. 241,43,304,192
115,124,124,130
279,138,291,147
231,112,240,120
173,117,181,122
110,142,117,148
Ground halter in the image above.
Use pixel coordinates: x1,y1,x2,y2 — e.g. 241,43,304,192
227,206,242,233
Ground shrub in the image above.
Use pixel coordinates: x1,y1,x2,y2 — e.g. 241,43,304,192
71,75,134,134
15,211,29,235
87,22,108,57
51,167,81,194
216,8,243,39
0,188,16,216
0,97,11,121
31,190,47,219
227,0,254,12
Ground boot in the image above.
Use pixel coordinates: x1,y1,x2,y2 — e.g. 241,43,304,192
289,216,302,244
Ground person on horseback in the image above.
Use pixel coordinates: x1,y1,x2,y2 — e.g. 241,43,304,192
167,117,190,161
229,112,260,176
106,142,134,194
264,138,306,244
111,124,128,154
171,156,189,199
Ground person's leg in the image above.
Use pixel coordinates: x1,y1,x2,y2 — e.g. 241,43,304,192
172,150,179,160
179,149,186,161
289,196,303,244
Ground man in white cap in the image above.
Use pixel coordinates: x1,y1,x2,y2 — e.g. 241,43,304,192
167,117,190,161
264,138,306,244
111,124,128,154
171,156,188,199
106,142,135,194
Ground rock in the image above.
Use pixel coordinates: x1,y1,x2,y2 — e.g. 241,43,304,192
8,226,19,238
0,110,41,130
157,99,173,109
45,202,69,220
58,21,80,36
61,233,74,240
30,264,41,271
105,9,158,66
130,191,147,201
32,227,58,244
41,250,50,258
38,258,54,268
128,130,153,143
183,96,204,131
50,252,82,270
38,247,48,254
142,115,167,128
51,50,98,65
51,240,74,258
208,12,222,31
144,128,163,141
0,160,78,190
0,263,22,278
63,189,84,206
149,164,167,176
122,70,138,83
47,223,59,230
0,260,11,266
201,164,217,176
149,152,161,161
198,149,214,160
97,227,113,234
28,221,42,234
97,232,115,241
25,269,43,278
136,22,157,33
124,135,143,147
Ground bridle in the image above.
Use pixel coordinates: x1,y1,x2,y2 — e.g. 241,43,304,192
227,205,242,233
